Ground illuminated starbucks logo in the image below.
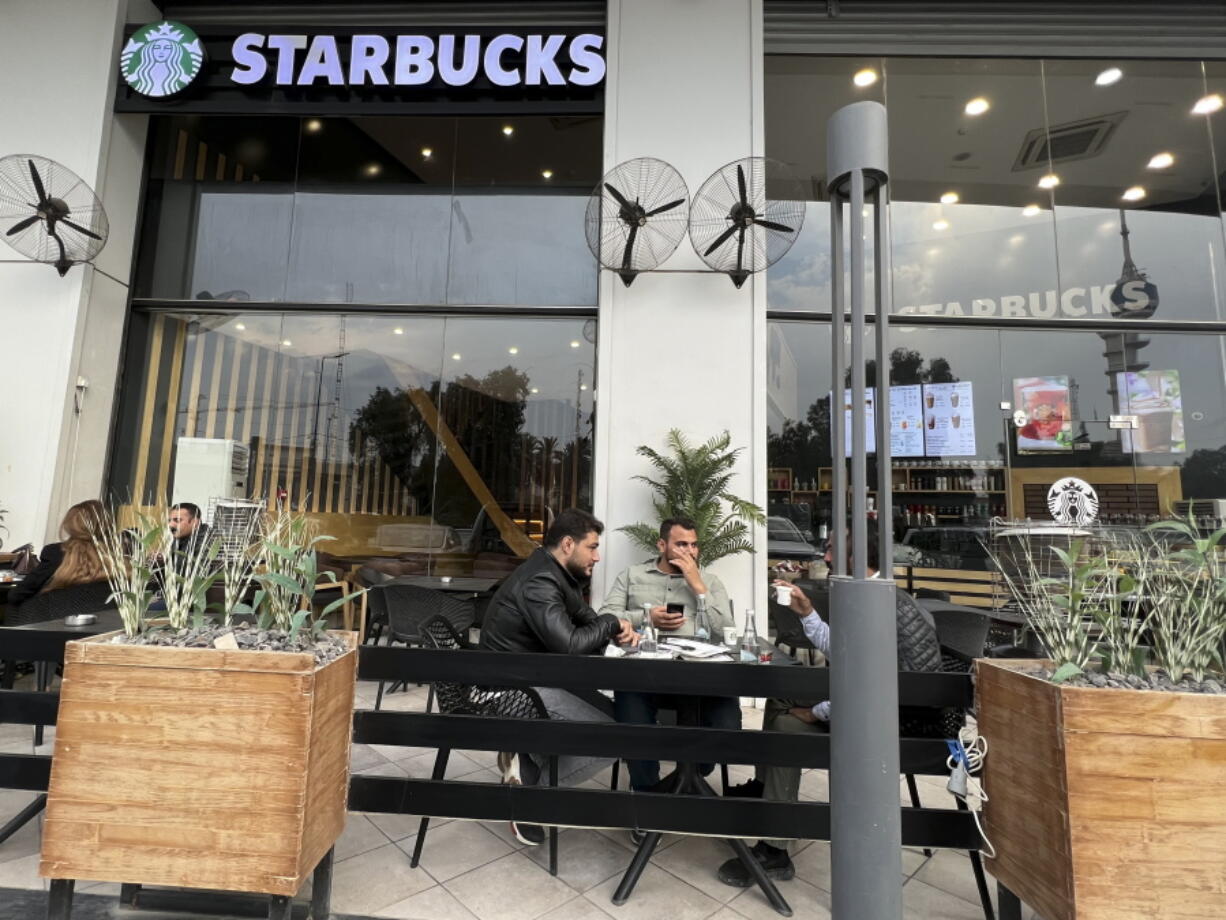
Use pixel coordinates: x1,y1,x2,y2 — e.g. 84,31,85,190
120,21,204,98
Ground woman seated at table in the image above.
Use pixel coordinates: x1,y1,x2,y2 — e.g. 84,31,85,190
8,500,109,611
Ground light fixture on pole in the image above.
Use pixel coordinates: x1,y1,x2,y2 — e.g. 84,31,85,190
825,99,902,920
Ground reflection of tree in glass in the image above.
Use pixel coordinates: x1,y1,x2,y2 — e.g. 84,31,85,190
1179,446,1226,500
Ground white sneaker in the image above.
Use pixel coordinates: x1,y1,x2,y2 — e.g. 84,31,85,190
497,751,520,784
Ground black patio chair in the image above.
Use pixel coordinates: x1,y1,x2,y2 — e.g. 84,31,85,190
408,615,561,874
373,584,475,710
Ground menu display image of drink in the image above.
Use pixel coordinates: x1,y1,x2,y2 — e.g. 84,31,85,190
922,382,975,456
1117,370,1185,453
891,385,924,457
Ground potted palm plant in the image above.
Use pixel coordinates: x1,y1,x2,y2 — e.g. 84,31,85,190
976,521,1226,920
39,502,363,900
619,429,765,567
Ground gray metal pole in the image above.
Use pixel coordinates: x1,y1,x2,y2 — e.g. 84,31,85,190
826,100,902,920
874,185,894,566
830,202,847,577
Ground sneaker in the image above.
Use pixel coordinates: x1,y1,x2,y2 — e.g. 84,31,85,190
497,751,520,784
511,821,547,846
723,778,764,799
717,842,795,888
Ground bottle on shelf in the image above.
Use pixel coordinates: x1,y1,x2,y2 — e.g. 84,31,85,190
694,593,711,641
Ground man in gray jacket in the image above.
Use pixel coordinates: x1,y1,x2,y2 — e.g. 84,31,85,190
600,517,740,791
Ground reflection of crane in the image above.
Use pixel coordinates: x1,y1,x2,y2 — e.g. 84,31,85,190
1099,209,1154,420
325,317,347,461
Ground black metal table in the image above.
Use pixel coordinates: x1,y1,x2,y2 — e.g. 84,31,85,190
612,641,800,917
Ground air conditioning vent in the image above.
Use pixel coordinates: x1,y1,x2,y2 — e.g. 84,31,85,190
1012,112,1127,171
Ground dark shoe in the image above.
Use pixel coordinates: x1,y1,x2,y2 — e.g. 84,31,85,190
511,821,546,846
717,842,795,888
723,778,764,799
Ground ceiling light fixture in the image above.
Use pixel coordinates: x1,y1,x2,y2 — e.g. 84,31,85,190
235,323,246,331
1122,186,1146,201
363,162,382,177
580,383,589,391
508,346,519,354
1095,67,1123,86
393,328,404,335
853,69,878,87
569,340,581,348
1022,204,1042,217
304,119,323,134
281,339,292,347
502,125,514,136
530,387,539,394
932,219,949,231
1147,152,1175,170
541,169,554,179
940,191,959,205
964,97,990,116
1038,174,1060,189
1193,93,1224,115
421,147,432,159
451,353,461,361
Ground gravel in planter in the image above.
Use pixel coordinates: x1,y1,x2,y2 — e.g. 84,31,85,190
1024,666,1226,695
110,625,351,665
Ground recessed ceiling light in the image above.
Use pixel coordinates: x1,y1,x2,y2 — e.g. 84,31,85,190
451,353,461,361
940,191,959,205
364,162,382,177
964,97,990,116
530,387,539,394
421,147,432,159
569,340,581,348
932,219,949,231
1147,152,1175,170
502,125,514,136
541,169,554,179
304,119,323,134
1022,204,1042,217
281,339,292,347
1193,93,1224,115
853,69,878,87
1095,67,1124,86
508,346,519,354
393,327,404,335
1038,174,1060,189
579,383,589,391
234,322,246,331
1122,186,1146,201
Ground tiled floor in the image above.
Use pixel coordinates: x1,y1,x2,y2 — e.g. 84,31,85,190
0,680,1044,920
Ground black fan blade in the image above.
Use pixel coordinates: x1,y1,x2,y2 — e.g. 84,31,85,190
754,218,795,234
735,226,746,274
645,198,685,217
736,164,748,207
6,214,39,236
60,217,102,241
28,159,48,205
604,183,632,210
621,224,639,272
703,223,738,257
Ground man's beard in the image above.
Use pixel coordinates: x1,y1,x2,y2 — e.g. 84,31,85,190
564,557,590,580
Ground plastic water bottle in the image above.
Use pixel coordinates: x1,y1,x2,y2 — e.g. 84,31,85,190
694,593,711,641
739,609,760,663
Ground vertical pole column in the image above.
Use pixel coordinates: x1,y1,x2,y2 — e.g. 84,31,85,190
830,202,847,577
874,186,895,565
848,170,868,580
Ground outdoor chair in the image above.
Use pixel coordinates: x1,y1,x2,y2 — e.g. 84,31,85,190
407,615,561,874
6,580,114,627
373,584,476,710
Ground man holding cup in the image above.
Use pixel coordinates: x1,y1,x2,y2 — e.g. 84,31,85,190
599,518,737,792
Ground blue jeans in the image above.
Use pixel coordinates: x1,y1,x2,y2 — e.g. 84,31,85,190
612,692,742,790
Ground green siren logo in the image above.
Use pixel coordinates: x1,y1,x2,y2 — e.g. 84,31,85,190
120,21,204,98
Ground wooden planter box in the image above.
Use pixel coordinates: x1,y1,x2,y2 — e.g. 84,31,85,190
976,658,1226,920
39,631,357,897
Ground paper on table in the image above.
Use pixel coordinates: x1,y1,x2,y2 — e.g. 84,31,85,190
660,639,734,659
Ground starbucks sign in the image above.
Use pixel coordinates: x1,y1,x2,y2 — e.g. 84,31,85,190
120,21,205,98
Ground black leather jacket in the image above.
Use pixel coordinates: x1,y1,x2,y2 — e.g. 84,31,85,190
479,548,622,655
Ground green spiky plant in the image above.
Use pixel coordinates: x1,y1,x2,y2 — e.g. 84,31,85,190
89,505,161,638
1144,518,1226,682
619,429,765,567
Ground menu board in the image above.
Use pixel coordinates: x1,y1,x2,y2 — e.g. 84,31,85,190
1013,376,1072,451
891,385,924,456
922,381,976,456
840,387,876,457
1117,370,1186,454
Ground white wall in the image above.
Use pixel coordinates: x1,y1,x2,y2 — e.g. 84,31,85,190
0,0,151,549
593,0,769,625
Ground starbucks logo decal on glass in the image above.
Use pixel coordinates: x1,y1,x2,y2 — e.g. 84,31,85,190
1047,477,1099,526
120,21,205,98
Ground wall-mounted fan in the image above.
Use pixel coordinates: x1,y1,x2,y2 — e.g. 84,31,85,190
585,157,689,287
688,157,805,288
0,155,109,276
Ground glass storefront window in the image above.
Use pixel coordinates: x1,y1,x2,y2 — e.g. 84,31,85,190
133,114,602,307
108,312,596,567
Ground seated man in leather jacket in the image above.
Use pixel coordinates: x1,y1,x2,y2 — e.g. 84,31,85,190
716,521,942,888
479,508,638,846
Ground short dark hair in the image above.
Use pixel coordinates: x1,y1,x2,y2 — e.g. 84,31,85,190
543,509,603,549
170,502,201,520
659,517,698,541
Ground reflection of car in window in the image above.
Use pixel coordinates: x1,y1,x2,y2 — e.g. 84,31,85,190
767,516,819,562
901,526,992,571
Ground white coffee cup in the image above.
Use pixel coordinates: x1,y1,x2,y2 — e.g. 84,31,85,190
775,584,792,605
